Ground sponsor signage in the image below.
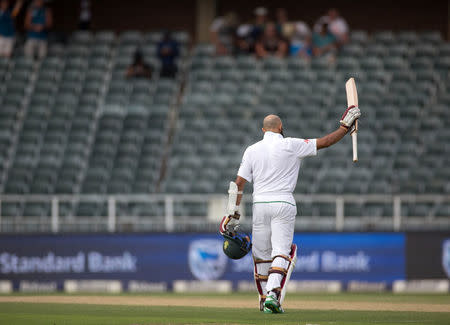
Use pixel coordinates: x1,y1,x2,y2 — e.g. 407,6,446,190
0,233,405,287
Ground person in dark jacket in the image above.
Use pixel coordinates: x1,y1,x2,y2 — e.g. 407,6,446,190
157,31,179,78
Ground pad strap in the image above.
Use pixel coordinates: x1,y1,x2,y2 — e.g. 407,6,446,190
273,254,292,262
268,266,287,276
255,259,273,264
255,274,268,281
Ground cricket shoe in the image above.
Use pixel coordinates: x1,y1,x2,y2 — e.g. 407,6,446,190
264,295,284,314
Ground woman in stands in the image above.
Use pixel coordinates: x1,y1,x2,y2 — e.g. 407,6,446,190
0,0,23,58
255,22,288,59
24,0,52,60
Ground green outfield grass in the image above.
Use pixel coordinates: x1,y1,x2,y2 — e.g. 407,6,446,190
0,293,449,325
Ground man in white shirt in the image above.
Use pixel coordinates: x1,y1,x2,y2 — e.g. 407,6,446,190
220,106,360,313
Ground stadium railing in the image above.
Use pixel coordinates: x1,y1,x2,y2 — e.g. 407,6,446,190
0,194,449,233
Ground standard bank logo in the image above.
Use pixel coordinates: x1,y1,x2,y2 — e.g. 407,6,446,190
188,239,227,280
442,239,450,278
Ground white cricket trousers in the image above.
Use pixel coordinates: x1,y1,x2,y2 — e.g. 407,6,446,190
252,201,296,293
0,36,14,57
24,39,47,60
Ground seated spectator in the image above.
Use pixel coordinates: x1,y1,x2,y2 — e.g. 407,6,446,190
78,0,91,30
255,22,288,59
314,8,349,45
275,8,292,39
290,21,312,59
312,23,337,59
210,12,238,55
126,50,152,79
0,0,23,58
24,0,52,60
235,23,254,55
251,6,267,43
235,7,267,55
157,31,179,78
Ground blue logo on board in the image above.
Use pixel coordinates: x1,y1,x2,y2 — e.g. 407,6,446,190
442,239,450,278
188,239,227,280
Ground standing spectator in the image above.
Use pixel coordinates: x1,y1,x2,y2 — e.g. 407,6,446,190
314,8,349,45
255,22,288,59
126,50,152,79
78,0,91,30
24,0,52,60
210,12,238,55
0,0,23,58
312,23,337,59
290,21,312,59
157,31,179,78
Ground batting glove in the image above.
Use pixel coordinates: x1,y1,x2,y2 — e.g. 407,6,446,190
340,105,361,129
219,212,240,235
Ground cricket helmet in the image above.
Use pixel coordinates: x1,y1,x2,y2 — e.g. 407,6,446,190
222,232,252,260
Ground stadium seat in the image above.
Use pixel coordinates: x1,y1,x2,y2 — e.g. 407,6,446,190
0,29,448,226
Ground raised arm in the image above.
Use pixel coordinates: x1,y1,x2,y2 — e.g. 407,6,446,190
316,105,360,150
45,8,53,29
316,126,348,149
12,0,24,17
24,9,32,30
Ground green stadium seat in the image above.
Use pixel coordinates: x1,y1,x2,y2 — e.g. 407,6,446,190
95,30,115,42
365,44,387,57
419,31,442,44
397,31,419,45
360,56,383,70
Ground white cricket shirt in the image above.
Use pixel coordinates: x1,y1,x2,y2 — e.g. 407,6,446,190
237,131,317,205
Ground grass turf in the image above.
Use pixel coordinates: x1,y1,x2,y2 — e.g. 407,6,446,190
1,303,450,325
2,292,450,304
0,293,449,325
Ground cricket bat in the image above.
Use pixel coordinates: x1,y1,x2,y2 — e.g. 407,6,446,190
345,78,358,162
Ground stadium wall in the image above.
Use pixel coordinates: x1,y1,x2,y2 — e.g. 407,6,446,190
0,232,449,293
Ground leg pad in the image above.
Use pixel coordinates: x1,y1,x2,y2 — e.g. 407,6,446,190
253,257,272,311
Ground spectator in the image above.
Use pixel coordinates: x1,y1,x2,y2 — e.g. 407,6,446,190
273,8,311,59
157,31,179,78
275,8,292,39
255,22,288,59
210,12,238,55
314,8,349,45
78,0,91,30
251,6,267,42
235,23,254,55
312,23,337,59
0,0,23,58
290,21,312,59
24,0,52,60
126,50,152,79
235,7,267,55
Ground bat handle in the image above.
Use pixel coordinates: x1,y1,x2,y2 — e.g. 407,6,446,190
351,120,358,162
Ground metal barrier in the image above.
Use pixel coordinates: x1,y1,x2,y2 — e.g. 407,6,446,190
0,194,449,233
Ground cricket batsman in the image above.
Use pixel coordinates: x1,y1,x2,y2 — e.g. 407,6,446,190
219,107,361,313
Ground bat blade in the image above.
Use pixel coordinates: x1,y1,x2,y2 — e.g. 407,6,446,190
345,78,358,162
345,77,358,107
